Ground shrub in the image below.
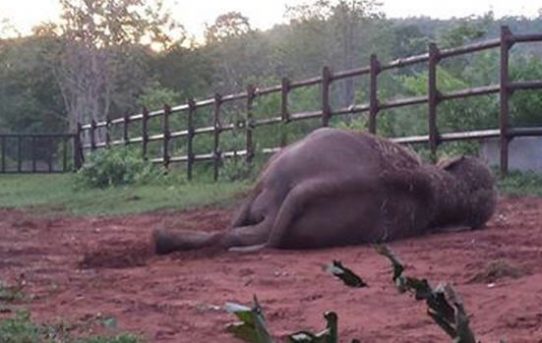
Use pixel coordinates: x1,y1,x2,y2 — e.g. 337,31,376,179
75,147,160,188
219,157,256,182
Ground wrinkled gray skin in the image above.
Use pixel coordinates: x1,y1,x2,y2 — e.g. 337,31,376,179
154,128,497,254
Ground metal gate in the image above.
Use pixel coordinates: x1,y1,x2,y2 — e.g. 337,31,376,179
0,133,81,173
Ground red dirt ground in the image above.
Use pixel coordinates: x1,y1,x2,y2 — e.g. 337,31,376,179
1,196,542,342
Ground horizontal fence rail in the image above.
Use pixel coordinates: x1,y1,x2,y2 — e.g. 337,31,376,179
0,133,80,174
77,26,542,179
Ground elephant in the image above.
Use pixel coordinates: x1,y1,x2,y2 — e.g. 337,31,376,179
154,128,497,254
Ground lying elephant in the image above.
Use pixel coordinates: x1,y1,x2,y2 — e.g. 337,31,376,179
154,128,497,254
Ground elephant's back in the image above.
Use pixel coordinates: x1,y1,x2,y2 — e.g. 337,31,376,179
261,128,420,183
261,129,377,180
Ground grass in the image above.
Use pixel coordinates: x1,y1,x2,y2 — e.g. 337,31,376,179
497,170,542,197
0,174,250,216
0,311,141,343
0,169,540,217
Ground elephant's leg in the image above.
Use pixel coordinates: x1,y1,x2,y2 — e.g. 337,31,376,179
154,217,271,254
230,186,262,227
266,176,378,248
153,229,221,254
219,215,274,249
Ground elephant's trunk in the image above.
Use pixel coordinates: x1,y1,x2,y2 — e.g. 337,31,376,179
153,229,222,255
428,173,469,227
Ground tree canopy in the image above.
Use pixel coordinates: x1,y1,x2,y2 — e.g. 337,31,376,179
0,0,541,137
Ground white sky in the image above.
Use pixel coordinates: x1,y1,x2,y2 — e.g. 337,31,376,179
0,0,540,38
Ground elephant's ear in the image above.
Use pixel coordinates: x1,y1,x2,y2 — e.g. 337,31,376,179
437,156,465,170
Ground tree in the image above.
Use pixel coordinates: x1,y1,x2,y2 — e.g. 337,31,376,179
0,35,66,133
0,18,20,38
204,12,252,44
43,0,184,133
203,12,259,92
285,0,384,107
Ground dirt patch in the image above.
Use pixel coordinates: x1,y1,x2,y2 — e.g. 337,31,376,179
1,197,542,342
468,259,527,284
79,242,154,269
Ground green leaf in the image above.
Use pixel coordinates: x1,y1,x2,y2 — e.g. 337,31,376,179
224,296,274,343
326,261,368,288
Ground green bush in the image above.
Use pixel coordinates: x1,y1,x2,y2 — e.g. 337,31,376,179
219,157,256,182
75,147,160,188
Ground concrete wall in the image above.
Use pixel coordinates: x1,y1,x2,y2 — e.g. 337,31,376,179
480,137,542,172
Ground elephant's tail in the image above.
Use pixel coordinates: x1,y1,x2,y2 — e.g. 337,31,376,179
153,229,222,255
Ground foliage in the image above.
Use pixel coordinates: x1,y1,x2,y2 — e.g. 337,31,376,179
75,147,159,188
1,6,541,135
0,35,66,133
136,81,182,110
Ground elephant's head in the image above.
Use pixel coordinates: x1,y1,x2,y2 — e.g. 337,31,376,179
437,156,497,229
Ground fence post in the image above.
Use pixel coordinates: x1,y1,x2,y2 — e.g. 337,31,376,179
47,137,53,172
369,54,380,134
142,107,149,160
123,113,130,146
321,66,332,127
32,136,37,172
74,122,83,170
213,93,223,181
162,104,171,170
187,98,196,181
500,25,514,177
90,119,97,151
246,85,256,163
62,136,68,172
428,42,441,163
16,135,22,172
1,136,5,172
105,115,111,147
280,77,290,146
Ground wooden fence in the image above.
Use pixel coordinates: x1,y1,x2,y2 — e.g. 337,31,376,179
78,25,542,179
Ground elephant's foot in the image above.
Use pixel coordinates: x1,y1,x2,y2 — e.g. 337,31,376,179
228,243,267,253
437,225,473,234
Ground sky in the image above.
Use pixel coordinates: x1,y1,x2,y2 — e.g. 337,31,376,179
0,0,540,38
